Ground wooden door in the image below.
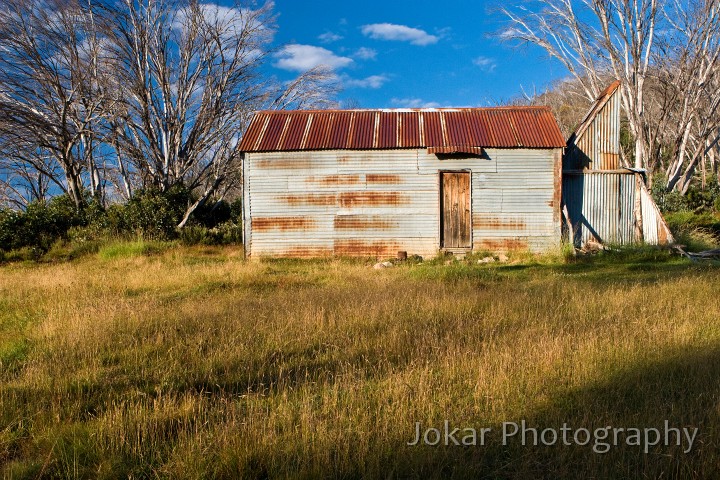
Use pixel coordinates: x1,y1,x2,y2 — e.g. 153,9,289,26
441,172,471,248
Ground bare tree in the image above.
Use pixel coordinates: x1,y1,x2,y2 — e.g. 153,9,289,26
0,0,112,208
526,77,593,138
0,0,339,216
501,0,661,169
502,0,720,195
270,65,340,111
0,139,56,208
656,0,720,193
102,0,338,227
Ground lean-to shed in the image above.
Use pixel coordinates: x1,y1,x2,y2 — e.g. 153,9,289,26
563,81,674,246
238,107,566,258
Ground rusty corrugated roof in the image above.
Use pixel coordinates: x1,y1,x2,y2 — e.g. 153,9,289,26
239,107,566,152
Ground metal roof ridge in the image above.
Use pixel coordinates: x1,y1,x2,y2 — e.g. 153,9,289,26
252,106,554,114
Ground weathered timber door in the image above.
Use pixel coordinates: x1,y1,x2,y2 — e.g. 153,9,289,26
440,172,471,248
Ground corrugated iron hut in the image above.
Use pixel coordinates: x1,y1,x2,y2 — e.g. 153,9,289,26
238,107,567,258
563,81,673,247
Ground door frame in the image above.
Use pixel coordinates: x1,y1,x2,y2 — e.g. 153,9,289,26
438,170,472,249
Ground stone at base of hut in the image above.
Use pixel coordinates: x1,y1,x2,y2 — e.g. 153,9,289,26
373,261,394,269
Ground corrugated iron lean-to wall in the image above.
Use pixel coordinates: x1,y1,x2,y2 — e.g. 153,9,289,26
562,81,674,247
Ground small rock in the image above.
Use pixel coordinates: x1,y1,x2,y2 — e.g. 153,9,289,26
374,261,394,269
497,253,509,262
478,256,495,264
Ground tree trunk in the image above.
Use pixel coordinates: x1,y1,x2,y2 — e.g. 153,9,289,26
176,176,224,229
634,174,645,243
65,169,83,209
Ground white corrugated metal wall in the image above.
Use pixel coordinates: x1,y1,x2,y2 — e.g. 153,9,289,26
563,172,637,245
244,148,562,258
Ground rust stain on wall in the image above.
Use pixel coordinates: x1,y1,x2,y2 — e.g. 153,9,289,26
282,247,333,257
473,215,526,230
279,194,337,206
338,192,407,207
252,217,316,232
255,159,311,169
307,174,361,186
474,239,528,251
334,240,401,257
334,215,396,230
366,174,402,185
279,192,406,207
601,152,620,170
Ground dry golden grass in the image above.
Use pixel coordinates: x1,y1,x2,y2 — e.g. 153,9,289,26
1,245,720,478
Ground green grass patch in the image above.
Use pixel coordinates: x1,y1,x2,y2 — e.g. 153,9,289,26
0,301,36,378
97,240,174,260
0,338,31,375
408,261,504,284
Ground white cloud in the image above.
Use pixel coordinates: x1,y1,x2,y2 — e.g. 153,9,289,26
318,31,343,43
361,23,438,46
391,98,442,108
473,56,497,73
435,27,452,40
174,4,269,38
353,47,377,60
172,3,273,62
274,44,353,72
345,74,389,89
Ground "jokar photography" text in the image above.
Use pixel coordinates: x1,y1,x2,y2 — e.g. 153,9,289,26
408,420,699,454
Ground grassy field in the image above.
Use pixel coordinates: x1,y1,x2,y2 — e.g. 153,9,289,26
1,244,720,478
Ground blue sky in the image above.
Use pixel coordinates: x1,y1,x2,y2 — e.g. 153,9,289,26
260,0,568,108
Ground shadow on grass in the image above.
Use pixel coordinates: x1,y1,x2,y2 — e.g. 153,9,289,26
410,346,720,479
236,345,720,479
491,257,719,286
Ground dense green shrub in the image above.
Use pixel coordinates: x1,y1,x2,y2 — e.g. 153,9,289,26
116,186,190,239
178,197,243,245
0,195,85,251
652,174,720,213
192,200,231,228
190,197,243,229
67,186,191,242
1,187,243,259
0,209,19,250
179,222,243,246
